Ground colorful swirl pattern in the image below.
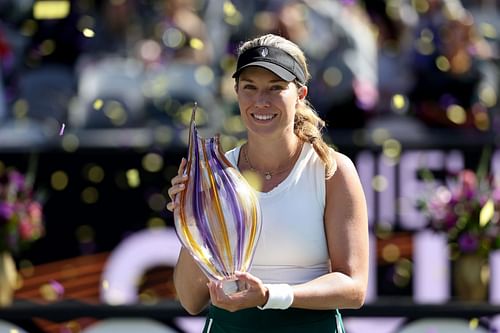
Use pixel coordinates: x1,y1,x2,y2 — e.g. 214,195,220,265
174,106,262,281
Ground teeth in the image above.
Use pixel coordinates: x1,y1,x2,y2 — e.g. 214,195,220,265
253,114,275,120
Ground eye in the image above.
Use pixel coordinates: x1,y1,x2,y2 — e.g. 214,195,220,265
270,84,286,91
242,84,256,90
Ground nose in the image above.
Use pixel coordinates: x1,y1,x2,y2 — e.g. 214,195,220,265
254,90,271,109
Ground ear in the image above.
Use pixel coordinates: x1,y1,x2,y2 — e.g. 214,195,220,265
297,85,308,100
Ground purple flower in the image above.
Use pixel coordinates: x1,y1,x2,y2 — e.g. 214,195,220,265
8,170,26,191
0,202,14,221
0,167,44,253
444,212,459,229
457,233,479,253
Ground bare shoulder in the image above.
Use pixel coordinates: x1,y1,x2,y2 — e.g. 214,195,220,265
327,148,358,180
325,148,367,219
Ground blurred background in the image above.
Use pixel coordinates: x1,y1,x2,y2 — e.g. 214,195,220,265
0,0,500,332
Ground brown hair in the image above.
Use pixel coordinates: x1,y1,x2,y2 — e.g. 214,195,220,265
236,34,336,178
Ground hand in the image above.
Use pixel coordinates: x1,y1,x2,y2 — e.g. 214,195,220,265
207,271,268,312
166,158,188,212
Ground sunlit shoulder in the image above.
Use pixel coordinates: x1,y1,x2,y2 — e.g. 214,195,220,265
327,148,358,181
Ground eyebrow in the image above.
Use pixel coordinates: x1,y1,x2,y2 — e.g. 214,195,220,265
239,77,287,84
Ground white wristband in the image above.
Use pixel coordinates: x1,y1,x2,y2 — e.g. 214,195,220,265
257,284,294,310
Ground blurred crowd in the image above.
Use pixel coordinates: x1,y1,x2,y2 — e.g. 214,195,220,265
0,0,499,145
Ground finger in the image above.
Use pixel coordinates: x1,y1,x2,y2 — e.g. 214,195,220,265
207,282,217,304
234,272,264,294
178,158,186,175
168,182,185,198
166,202,174,212
207,281,214,295
235,271,260,285
208,281,224,305
170,174,188,187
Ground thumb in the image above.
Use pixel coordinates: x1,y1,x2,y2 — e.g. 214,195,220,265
235,271,261,286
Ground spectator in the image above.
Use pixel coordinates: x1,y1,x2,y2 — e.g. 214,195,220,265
274,0,379,129
408,0,495,129
365,0,417,116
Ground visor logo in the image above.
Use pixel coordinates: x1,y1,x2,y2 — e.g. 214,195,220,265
260,47,268,57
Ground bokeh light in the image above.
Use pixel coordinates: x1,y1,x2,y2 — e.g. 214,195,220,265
393,259,412,288
147,217,166,229
412,0,430,14
479,85,497,108
93,99,104,110
162,28,185,49
13,99,29,119
81,186,99,204
224,1,242,26
39,39,55,56
189,38,204,51
51,171,69,191
435,56,451,72
383,139,402,160
139,40,162,62
103,101,128,126
322,67,343,87
20,20,37,37
139,289,159,305
446,104,467,125
382,243,401,263
142,153,164,173
126,169,141,188
62,134,80,152
391,94,408,114
178,104,207,127
85,164,105,183
40,283,59,301
194,66,214,86
371,128,391,145
469,318,479,330
147,193,167,212
33,0,70,20
82,28,95,38
372,175,388,192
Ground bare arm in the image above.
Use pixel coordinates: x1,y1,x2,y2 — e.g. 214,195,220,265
173,248,210,315
291,151,369,310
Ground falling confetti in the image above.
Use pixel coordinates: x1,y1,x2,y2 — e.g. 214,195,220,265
59,123,66,136
49,279,65,299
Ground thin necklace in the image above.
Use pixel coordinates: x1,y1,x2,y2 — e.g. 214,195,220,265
243,142,303,181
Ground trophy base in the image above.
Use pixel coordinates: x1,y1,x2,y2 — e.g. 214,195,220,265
221,278,247,295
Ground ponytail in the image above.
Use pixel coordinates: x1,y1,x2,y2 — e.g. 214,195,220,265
294,99,336,179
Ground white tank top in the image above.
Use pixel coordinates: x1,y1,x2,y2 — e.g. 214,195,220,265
225,142,331,285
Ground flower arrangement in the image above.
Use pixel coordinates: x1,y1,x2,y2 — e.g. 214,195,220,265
0,167,44,254
418,165,500,258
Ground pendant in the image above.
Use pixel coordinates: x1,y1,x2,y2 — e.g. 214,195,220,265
264,173,272,180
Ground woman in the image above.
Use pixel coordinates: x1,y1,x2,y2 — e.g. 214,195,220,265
166,34,368,332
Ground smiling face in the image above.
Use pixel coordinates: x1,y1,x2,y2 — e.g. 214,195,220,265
236,66,307,140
